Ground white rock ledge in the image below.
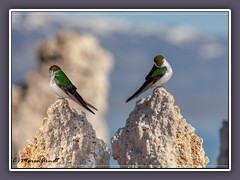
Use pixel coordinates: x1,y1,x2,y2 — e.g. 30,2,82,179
111,87,209,168
18,99,110,168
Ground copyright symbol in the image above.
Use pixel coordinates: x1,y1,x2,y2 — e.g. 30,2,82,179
12,157,20,164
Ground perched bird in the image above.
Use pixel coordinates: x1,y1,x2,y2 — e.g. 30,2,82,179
126,55,173,103
49,65,98,114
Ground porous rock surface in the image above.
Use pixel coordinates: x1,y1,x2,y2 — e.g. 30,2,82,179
17,99,110,168
111,87,209,168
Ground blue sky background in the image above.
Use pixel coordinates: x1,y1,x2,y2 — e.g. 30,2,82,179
11,10,229,168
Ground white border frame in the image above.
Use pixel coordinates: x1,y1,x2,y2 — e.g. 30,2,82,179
9,9,231,171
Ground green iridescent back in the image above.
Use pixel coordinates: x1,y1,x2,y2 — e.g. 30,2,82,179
150,66,167,78
55,70,73,88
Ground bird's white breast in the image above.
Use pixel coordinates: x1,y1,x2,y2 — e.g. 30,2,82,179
50,75,69,98
153,59,173,87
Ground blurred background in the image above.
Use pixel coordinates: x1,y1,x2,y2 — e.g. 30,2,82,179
11,11,229,168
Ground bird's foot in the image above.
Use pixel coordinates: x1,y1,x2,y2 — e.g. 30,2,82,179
155,86,162,90
58,97,65,100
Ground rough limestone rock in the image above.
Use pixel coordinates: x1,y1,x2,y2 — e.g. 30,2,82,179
12,30,113,159
17,99,110,168
217,120,229,168
111,87,209,168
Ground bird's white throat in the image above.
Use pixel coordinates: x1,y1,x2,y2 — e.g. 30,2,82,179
49,73,69,98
